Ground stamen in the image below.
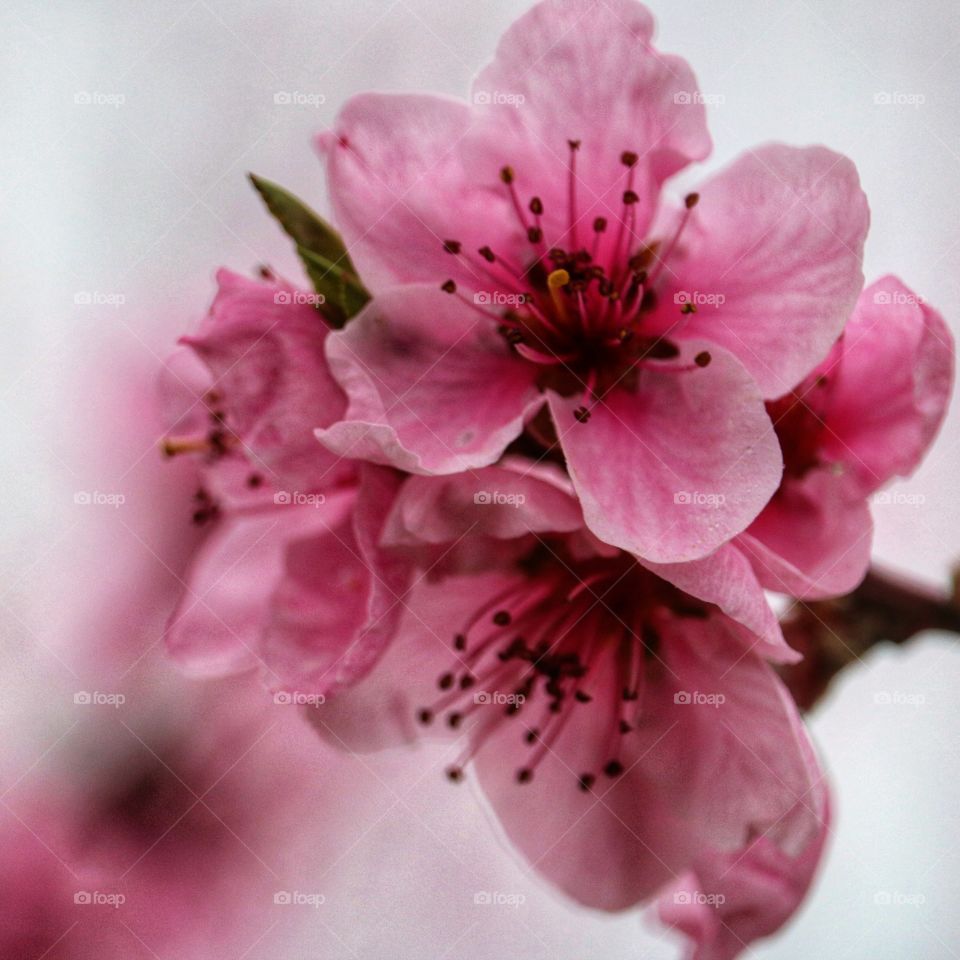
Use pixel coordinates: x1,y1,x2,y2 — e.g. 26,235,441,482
567,140,581,250
547,269,571,324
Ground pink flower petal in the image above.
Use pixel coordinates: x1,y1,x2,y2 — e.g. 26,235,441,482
182,268,351,492
821,275,953,495
318,93,509,291
465,0,711,254
663,144,869,398
317,285,543,473
549,344,782,563
644,544,798,663
658,748,829,960
738,468,874,599
474,615,823,911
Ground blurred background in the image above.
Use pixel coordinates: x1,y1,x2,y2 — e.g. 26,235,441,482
1,0,959,956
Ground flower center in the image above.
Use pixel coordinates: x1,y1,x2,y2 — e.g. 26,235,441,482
416,541,709,790
440,142,709,422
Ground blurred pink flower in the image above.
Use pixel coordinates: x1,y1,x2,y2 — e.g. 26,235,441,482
313,0,869,565
737,276,953,598
313,464,825,925
161,269,409,697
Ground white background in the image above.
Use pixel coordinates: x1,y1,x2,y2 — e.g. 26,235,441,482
2,0,959,957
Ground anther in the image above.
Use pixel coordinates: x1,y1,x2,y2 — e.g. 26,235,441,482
621,151,639,167
516,768,533,784
573,406,592,424
593,217,607,233
442,240,462,254
680,302,697,315
500,166,515,184
603,759,625,778
529,196,544,216
578,773,596,792
694,351,712,367
446,766,464,783
441,280,457,294
684,192,700,209
623,189,639,206
448,712,463,729
574,690,592,703
478,246,496,263
454,634,467,651
492,610,512,627
417,709,434,725
438,672,455,691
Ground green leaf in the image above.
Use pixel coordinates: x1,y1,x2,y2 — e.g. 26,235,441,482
248,173,370,326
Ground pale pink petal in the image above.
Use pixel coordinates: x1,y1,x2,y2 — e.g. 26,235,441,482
475,615,823,911
165,503,337,678
263,467,409,697
182,268,351,492
317,285,543,473
644,544,797,663
738,468,873,599
318,93,511,291
820,275,953,494
658,751,830,960
465,0,711,255
550,343,782,563
662,144,868,398
383,465,582,546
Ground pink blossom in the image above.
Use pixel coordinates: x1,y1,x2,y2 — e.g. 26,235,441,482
313,0,869,564
737,276,953,598
161,269,409,696
313,464,824,922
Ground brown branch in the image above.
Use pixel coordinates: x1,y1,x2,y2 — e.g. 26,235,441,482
778,567,960,711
